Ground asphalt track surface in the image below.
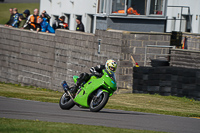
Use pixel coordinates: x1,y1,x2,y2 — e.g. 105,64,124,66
0,96,199,133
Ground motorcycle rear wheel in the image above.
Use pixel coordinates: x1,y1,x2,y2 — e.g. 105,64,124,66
59,93,75,110
89,92,109,112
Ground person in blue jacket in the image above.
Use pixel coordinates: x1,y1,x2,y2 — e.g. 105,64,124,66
38,13,55,33
12,8,21,28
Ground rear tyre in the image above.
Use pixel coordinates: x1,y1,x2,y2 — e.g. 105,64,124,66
90,92,109,112
59,93,75,110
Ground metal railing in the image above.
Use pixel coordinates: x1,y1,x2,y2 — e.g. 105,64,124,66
144,45,175,66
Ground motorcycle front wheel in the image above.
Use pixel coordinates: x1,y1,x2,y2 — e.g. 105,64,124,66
89,92,109,112
59,93,75,110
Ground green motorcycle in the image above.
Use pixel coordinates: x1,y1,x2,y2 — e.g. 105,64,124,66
59,69,117,112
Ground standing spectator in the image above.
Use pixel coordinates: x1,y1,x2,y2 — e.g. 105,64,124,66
23,9,30,19
11,8,21,28
52,16,68,30
42,10,51,23
76,16,84,32
5,8,14,26
23,9,40,31
20,9,30,29
38,14,55,33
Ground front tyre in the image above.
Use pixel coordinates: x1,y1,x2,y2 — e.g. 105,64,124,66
90,92,109,112
59,93,75,110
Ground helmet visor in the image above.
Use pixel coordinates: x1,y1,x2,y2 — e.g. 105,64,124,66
109,66,115,72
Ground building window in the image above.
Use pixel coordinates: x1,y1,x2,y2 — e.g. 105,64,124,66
98,0,107,14
111,0,147,15
127,0,147,15
150,0,164,15
64,14,70,29
111,0,127,14
99,0,166,17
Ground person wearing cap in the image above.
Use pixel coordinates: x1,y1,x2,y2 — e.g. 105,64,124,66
76,16,84,32
23,9,30,20
20,9,30,29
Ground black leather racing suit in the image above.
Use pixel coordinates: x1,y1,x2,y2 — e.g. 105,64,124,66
70,65,105,94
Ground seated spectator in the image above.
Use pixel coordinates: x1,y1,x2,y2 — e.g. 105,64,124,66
37,14,55,33
52,16,68,30
42,10,51,23
11,8,21,28
23,9,40,31
5,8,14,27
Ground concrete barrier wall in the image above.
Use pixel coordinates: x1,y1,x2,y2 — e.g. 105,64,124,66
118,31,171,88
170,49,200,69
0,26,123,91
0,27,55,90
0,25,172,90
133,66,200,101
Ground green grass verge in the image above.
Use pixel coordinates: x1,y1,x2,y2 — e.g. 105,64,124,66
0,82,62,103
0,82,200,118
0,3,40,25
106,93,200,117
0,118,166,133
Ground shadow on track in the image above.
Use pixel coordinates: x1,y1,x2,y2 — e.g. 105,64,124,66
71,108,149,116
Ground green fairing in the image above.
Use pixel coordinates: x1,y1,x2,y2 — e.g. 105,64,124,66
73,70,117,108
73,75,79,83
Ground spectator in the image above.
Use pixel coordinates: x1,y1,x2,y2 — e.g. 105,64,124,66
23,8,40,31
20,9,30,29
18,15,24,22
42,10,51,23
23,9,30,19
76,16,84,32
5,8,14,26
52,16,68,30
11,8,21,28
38,14,55,33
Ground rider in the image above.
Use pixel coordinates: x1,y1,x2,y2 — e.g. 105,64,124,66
69,59,117,96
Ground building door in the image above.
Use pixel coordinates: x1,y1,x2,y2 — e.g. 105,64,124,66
52,15,59,29
86,14,94,33
198,15,200,33
64,14,70,30
181,15,192,32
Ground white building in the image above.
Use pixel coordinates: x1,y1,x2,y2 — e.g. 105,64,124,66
40,0,200,34
40,0,98,33
166,0,200,33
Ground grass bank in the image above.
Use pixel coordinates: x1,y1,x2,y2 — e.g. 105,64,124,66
0,82,200,117
0,118,166,133
106,93,200,117
0,3,40,25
